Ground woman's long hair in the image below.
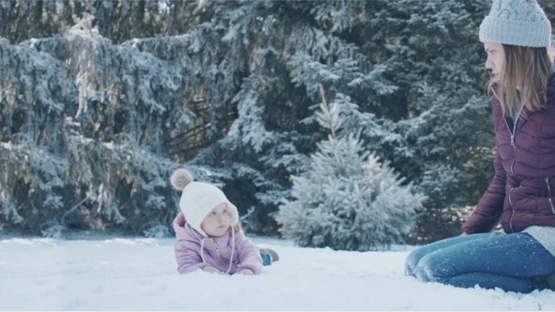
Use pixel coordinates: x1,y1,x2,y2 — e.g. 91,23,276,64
488,44,553,118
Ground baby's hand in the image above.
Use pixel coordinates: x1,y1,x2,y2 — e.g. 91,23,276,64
202,266,223,275
238,269,254,276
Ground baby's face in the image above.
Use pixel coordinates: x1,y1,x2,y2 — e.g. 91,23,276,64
201,203,231,237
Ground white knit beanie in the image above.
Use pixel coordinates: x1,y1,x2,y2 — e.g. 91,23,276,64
479,0,552,48
170,168,239,238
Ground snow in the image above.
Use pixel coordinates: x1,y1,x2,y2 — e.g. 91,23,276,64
1,236,554,311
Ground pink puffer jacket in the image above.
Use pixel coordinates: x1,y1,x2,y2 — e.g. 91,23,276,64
172,213,263,275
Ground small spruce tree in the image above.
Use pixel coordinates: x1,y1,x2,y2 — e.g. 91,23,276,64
276,88,424,250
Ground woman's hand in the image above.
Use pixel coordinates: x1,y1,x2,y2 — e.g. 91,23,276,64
237,269,254,276
202,266,223,275
461,232,469,236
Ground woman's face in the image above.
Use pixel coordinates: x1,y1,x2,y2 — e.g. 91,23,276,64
484,42,505,82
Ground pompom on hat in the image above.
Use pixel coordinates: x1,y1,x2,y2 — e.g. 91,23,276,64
170,168,239,238
479,0,552,48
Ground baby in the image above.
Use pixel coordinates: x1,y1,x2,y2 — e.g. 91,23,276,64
170,168,278,275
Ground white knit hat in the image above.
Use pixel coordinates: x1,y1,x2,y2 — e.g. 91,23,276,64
479,0,552,48
170,168,239,238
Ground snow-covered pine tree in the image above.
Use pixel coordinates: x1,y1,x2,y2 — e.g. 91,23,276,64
0,35,69,235
0,14,192,236
276,89,424,250
55,17,191,236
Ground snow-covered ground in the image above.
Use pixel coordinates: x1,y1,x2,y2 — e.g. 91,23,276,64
1,236,554,311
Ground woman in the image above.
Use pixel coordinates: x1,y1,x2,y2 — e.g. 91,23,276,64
405,0,555,293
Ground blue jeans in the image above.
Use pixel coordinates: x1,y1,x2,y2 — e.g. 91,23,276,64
405,232,555,293
260,249,272,266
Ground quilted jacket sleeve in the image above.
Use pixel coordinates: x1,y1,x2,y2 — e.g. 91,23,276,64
462,99,506,234
174,239,209,274
233,230,263,274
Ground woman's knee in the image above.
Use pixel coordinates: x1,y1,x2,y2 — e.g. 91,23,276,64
405,248,425,277
413,252,456,283
405,243,447,277
405,234,484,277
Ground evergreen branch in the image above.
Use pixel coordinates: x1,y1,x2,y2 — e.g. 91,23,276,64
169,141,213,156
162,122,212,145
61,194,93,224
318,84,336,139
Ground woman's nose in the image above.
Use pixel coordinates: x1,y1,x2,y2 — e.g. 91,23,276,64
485,58,493,70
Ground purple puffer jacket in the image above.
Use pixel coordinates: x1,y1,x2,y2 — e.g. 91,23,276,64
172,213,263,275
462,75,555,234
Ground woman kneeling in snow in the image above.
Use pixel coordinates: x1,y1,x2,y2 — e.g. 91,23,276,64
406,0,555,293
170,168,279,275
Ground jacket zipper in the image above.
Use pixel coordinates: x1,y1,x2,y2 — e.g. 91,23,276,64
507,111,521,233
545,177,555,214
498,89,523,232
212,238,234,270
493,88,519,176
503,107,522,176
